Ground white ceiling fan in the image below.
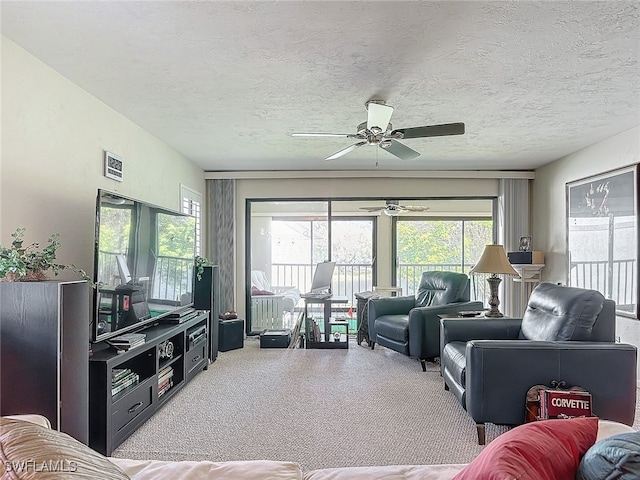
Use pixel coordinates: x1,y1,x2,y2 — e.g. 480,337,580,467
291,99,465,161
359,200,430,217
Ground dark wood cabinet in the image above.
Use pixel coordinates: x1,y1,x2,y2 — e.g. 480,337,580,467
89,312,208,455
0,281,89,444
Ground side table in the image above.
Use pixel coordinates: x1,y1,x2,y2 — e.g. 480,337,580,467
303,296,349,349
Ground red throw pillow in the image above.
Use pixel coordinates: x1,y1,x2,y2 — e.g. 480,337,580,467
251,286,274,295
454,417,599,480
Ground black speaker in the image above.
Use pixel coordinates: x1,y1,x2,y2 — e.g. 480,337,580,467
219,319,244,352
193,265,220,362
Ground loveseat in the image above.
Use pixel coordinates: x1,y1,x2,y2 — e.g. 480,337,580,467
2,415,637,480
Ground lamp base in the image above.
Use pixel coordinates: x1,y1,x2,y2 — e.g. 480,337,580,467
485,275,504,317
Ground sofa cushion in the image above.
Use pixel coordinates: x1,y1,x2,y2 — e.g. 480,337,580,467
441,341,467,387
576,431,640,480
0,417,130,480
519,283,605,341
251,270,271,291
374,314,410,342
303,463,466,480
415,271,469,307
453,416,599,480
111,458,304,480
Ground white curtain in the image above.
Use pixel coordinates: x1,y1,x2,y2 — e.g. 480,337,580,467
498,179,530,316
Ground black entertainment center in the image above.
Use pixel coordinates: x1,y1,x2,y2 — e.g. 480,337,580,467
89,310,209,455
0,190,219,456
87,190,218,455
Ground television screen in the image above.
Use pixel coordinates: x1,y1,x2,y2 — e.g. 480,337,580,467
92,190,197,342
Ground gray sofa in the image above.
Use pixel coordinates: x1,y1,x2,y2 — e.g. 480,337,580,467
368,271,483,370
440,282,638,444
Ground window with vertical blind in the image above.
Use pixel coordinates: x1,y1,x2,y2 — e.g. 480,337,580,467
181,185,202,256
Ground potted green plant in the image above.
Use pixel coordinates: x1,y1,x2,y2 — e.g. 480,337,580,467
0,227,89,282
194,255,212,281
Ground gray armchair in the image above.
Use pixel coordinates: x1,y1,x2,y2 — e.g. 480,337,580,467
368,271,483,371
441,282,637,445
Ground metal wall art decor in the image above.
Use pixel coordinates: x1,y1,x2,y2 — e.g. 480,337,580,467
566,164,638,318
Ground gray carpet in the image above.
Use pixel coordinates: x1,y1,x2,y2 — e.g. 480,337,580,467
113,337,640,472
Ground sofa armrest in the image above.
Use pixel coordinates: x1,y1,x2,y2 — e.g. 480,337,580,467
440,317,522,346
408,301,484,359
367,295,413,336
2,414,51,428
368,295,415,318
465,341,638,426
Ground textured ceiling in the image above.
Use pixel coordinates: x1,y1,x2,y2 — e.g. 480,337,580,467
2,1,639,172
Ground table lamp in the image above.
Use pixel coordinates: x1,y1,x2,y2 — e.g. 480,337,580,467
470,244,519,317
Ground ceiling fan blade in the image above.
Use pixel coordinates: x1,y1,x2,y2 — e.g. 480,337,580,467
325,141,367,161
381,140,420,161
359,206,384,212
291,132,358,138
402,206,430,212
367,103,394,131
391,122,465,139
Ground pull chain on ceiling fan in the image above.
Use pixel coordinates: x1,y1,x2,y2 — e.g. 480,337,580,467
291,99,465,161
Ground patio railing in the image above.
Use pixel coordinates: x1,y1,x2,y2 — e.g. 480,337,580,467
98,251,194,303
271,262,487,308
570,259,636,313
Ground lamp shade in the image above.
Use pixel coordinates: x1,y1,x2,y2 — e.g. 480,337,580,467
470,245,519,276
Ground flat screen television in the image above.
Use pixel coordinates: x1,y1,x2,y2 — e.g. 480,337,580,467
92,189,197,343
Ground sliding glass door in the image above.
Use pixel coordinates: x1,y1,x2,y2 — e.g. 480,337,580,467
393,199,494,300
249,201,328,333
247,197,494,334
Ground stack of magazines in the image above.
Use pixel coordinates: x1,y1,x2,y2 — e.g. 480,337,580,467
108,332,146,351
111,368,139,397
158,366,174,398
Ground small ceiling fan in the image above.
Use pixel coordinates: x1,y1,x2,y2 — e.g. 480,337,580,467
291,99,464,161
359,200,430,217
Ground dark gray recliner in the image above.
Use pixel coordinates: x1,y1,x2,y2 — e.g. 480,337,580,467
441,282,638,445
368,271,484,371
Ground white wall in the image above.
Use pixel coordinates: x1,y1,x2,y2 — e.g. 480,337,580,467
532,126,640,373
1,37,206,279
532,126,639,284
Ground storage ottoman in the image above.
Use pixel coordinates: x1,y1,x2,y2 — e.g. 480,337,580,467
219,318,244,352
260,329,292,348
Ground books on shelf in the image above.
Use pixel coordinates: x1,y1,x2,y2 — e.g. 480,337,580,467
158,365,174,397
158,366,174,384
111,368,139,396
158,378,173,397
108,332,146,350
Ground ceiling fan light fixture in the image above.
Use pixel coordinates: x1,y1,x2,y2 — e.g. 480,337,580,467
291,100,464,161
383,206,401,217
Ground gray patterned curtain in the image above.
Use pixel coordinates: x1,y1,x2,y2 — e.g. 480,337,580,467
498,178,530,316
207,179,235,313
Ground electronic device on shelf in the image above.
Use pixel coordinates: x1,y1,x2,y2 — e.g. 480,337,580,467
188,325,207,348
300,261,336,299
92,189,199,343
